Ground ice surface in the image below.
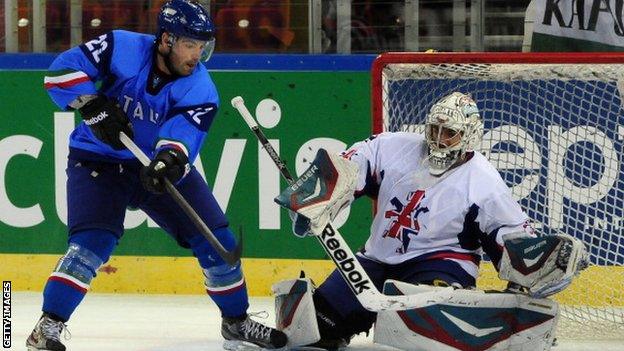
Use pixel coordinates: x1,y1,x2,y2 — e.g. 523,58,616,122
8,292,622,350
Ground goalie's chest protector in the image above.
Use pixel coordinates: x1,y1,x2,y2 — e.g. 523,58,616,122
364,147,519,276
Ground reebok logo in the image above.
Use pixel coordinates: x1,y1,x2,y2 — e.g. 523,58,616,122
84,111,108,125
262,141,282,170
320,224,371,294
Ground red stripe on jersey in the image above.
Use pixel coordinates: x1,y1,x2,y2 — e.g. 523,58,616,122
48,276,88,294
44,76,91,90
427,252,481,265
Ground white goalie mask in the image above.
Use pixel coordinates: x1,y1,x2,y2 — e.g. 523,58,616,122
424,92,483,175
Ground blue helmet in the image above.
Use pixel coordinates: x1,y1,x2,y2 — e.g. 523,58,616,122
158,0,215,42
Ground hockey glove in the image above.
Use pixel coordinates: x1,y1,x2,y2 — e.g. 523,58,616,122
499,232,588,298
141,148,190,194
78,95,134,150
275,149,358,236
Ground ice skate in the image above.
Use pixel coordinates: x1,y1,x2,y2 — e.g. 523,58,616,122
222,313,287,350
26,313,68,351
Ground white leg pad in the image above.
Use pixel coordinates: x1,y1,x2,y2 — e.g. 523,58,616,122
374,280,559,351
272,278,320,347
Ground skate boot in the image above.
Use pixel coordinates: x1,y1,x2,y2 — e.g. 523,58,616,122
222,313,288,350
26,313,68,351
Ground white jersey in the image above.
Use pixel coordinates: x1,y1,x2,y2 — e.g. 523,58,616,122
343,132,531,279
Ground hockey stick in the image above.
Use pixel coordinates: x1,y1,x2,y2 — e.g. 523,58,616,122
119,132,243,266
231,96,454,311
234,99,295,182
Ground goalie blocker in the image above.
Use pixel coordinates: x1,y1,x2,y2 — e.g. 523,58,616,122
274,148,358,237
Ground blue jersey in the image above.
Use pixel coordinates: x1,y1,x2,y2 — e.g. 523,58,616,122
44,30,219,163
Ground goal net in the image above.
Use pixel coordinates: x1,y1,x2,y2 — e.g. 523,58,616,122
371,52,624,340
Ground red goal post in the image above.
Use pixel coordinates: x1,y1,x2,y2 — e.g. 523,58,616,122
370,52,624,339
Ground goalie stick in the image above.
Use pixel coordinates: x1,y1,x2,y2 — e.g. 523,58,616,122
231,96,455,311
119,131,243,266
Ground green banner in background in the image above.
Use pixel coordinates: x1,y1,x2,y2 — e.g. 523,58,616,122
0,71,372,259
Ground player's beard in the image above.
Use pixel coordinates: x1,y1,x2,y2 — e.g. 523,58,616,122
163,51,196,77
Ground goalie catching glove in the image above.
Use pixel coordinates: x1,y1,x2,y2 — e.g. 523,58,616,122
275,148,359,236
499,232,589,298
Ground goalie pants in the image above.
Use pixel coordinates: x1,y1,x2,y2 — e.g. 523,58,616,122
41,155,248,321
314,252,477,340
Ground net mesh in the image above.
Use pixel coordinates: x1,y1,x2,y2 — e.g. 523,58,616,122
378,61,624,339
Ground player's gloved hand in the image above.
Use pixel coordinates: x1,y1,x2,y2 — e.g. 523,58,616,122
78,95,134,150
288,210,313,238
141,148,190,194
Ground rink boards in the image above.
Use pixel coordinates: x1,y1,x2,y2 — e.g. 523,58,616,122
1,55,623,310
2,253,622,307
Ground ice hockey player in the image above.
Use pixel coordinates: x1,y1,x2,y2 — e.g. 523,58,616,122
26,1,286,350
273,92,587,350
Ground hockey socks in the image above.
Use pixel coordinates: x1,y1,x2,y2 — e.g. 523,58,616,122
189,228,249,318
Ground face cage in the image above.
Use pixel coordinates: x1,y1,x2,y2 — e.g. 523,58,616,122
425,122,468,175
427,149,462,175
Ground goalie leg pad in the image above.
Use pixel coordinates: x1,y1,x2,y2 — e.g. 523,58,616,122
312,254,386,339
273,276,373,349
499,233,588,298
374,280,559,351
272,278,320,347
293,255,385,348
275,148,359,236
313,292,376,344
